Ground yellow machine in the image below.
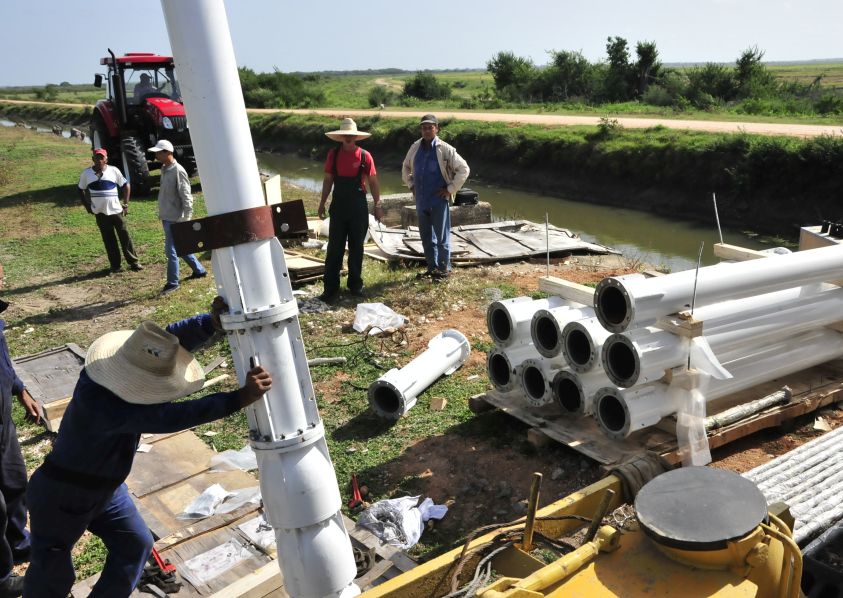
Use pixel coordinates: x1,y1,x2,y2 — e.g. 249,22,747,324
361,466,802,598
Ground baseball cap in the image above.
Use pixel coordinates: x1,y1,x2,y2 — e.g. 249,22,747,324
147,140,174,153
420,114,438,125
93,148,108,158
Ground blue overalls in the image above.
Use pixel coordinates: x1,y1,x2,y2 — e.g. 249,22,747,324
0,320,31,584
413,140,451,273
24,315,240,597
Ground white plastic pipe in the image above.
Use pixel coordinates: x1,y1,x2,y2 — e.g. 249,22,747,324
595,328,843,438
160,2,357,596
487,296,567,347
369,330,470,419
561,316,612,373
487,344,541,393
518,358,557,406
594,244,843,332
530,305,594,358
602,283,843,387
551,369,612,415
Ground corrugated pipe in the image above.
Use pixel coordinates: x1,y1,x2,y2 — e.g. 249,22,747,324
602,283,843,388
594,244,843,333
487,297,567,348
369,329,470,419
595,329,843,438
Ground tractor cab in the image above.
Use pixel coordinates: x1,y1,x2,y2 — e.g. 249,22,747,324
91,51,194,195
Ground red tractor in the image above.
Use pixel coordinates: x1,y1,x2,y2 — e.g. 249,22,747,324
90,50,195,195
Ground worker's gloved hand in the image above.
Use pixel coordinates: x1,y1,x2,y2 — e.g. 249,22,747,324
210,296,228,330
238,366,272,407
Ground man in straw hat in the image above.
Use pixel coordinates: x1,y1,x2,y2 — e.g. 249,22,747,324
401,114,469,281
24,299,272,597
317,118,382,304
0,263,40,597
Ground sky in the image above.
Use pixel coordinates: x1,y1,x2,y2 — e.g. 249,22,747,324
3,0,842,86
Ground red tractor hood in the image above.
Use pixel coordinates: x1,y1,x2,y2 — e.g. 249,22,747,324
146,97,186,116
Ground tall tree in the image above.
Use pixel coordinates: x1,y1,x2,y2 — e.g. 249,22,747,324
604,36,633,101
634,41,662,96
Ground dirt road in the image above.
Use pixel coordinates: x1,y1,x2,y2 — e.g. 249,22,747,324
4,98,842,139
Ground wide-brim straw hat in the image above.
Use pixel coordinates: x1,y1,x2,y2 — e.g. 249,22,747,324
85,321,205,405
325,118,371,142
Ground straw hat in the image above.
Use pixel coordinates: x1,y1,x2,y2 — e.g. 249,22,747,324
85,321,205,404
325,118,371,142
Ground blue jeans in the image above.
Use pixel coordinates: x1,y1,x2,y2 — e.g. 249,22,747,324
24,474,153,597
162,220,205,286
417,200,451,272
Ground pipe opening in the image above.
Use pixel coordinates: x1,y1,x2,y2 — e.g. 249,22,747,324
599,286,629,328
489,308,513,344
488,353,512,388
605,339,637,386
565,328,592,367
534,316,560,355
371,385,401,416
598,394,627,433
522,365,546,400
553,375,582,413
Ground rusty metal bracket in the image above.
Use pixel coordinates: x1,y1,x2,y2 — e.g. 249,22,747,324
171,200,308,256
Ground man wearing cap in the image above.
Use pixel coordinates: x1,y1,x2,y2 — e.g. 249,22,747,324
78,149,143,274
317,118,382,303
24,299,272,597
401,114,469,281
148,139,207,295
0,264,40,597
132,73,156,101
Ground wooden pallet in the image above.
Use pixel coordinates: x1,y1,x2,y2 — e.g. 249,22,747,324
14,344,85,432
471,360,843,467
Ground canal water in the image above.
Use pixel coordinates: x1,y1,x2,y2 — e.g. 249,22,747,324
257,152,776,272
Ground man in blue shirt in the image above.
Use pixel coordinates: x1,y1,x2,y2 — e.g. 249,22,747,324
0,263,41,598
23,299,272,598
401,114,470,281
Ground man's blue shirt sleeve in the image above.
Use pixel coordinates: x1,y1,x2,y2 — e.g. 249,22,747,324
165,313,217,352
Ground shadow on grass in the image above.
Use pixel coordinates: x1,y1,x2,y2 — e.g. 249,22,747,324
332,409,397,442
2,268,114,298
17,297,135,327
0,182,161,209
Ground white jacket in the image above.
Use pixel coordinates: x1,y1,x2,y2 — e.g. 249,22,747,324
401,137,470,196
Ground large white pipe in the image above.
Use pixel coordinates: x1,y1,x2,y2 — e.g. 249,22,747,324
530,305,594,358
551,369,612,415
561,316,612,373
594,244,843,332
487,344,541,393
595,328,843,438
487,297,567,347
603,283,843,387
518,358,557,406
160,2,357,596
369,330,470,419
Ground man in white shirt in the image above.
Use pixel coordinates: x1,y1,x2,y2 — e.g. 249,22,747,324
77,149,142,273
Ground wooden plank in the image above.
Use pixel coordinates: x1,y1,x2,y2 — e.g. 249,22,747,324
206,561,286,598
713,243,769,261
126,431,213,498
654,312,704,338
139,469,261,541
538,276,594,306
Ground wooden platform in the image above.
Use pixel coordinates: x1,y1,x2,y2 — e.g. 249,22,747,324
72,430,414,597
13,344,85,432
472,360,843,467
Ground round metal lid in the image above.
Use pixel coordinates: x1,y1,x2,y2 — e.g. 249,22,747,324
634,466,768,551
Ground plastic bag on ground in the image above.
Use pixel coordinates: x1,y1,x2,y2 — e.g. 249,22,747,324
356,495,448,549
177,484,235,520
353,303,407,336
209,445,258,472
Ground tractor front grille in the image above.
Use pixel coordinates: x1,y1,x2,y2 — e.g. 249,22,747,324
169,116,188,132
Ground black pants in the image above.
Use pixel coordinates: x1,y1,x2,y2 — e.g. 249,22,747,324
94,212,140,270
0,413,29,582
323,189,369,295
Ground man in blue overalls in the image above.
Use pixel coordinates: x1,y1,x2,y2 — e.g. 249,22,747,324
401,114,470,281
23,298,272,597
0,263,40,597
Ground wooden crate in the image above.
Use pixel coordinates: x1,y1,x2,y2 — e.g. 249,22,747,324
472,360,843,467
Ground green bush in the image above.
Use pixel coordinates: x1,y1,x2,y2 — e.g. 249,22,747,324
403,72,452,100
367,86,395,108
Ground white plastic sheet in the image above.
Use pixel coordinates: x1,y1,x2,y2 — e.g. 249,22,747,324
209,445,258,471
674,368,713,467
356,495,448,549
178,484,235,520
353,303,407,335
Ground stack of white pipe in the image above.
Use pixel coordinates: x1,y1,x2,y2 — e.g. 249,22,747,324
485,244,843,442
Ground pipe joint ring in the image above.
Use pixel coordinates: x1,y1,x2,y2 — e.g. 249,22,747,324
221,301,299,331
250,421,325,452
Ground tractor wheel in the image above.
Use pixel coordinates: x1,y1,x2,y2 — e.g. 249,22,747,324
120,136,151,196
89,113,116,157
